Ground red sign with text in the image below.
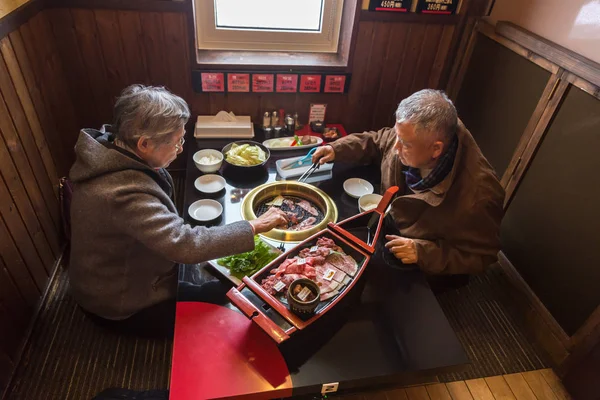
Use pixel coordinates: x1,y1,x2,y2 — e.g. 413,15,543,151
227,73,250,92
252,74,274,92
200,72,224,92
300,75,322,93
276,74,298,93
324,75,347,93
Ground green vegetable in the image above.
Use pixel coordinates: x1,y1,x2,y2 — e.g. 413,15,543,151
225,143,267,166
217,236,279,279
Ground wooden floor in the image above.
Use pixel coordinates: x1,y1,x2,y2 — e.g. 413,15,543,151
348,369,571,400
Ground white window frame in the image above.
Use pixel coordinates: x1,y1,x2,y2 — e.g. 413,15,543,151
194,0,344,53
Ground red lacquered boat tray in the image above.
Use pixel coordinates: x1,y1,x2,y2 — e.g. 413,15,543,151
227,186,400,344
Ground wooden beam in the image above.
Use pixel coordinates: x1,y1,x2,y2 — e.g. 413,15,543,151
497,252,570,365
563,71,600,101
496,21,600,89
0,0,45,39
500,70,564,190
46,0,188,12
503,77,569,207
446,19,478,100
477,21,559,74
360,10,460,24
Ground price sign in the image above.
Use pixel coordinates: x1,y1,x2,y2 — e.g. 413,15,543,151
324,75,347,93
227,73,250,92
368,0,412,12
252,74,274,92
300,75,322,93
276,74,299,92
416,0,458,14
200,72,224,92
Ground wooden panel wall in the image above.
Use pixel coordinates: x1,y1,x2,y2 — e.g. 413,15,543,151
0,11,78,391
45,9,456,151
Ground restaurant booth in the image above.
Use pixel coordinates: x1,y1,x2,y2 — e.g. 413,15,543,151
0,0,599,399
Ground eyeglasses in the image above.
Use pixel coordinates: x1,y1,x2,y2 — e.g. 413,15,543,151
175,136,185,151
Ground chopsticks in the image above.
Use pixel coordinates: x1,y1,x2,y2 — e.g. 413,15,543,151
297,162,320,183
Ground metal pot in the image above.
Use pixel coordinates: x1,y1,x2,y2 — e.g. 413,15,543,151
241,181,338,243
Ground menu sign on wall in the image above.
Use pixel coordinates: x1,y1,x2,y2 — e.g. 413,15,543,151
193,71,351,94
252,74,274,92
324,75,347,93
368,0,412,12
416,0,458,14
276,74,298,92
300,75,322,93
227,73,250,92
200,73,225,92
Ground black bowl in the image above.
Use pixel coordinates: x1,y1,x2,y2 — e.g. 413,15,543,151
287,278,321,315
221,140,270,172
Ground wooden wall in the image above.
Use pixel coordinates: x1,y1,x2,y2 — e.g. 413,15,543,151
0,10,78,390
45,9,456,145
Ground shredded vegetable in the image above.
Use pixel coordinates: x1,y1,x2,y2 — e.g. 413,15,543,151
225,144,267,166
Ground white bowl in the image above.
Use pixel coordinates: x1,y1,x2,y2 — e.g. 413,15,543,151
194,174,226,194
359,193,383,213
193,149,223,173
343,178,374,199
188,199,223,222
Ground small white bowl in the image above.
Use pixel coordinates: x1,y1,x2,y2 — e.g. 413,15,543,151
188,199,223,222
193,149,223,173
194,174,226,194
359,193,383,213
343,178,374,199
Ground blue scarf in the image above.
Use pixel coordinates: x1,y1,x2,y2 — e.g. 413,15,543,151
403,135,459,191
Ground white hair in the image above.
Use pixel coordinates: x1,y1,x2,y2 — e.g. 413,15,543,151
113,84,190,148
395,89,457,142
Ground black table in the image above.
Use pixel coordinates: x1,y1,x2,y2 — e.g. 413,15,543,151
171,134,468,398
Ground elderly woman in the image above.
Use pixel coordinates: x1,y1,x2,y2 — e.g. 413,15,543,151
69,85,287,337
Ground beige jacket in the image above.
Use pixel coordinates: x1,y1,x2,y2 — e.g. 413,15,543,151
331,122,504,274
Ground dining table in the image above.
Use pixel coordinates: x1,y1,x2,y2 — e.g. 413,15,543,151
169,127,469,399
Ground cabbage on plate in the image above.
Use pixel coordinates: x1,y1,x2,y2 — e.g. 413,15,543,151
225,143,267,166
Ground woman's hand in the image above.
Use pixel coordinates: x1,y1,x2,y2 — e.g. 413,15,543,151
250,207,289,234
311,145,335,165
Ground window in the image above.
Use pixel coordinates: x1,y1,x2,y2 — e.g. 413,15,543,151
195,0,345,53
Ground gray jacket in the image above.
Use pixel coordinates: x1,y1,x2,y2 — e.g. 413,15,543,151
69,127,254,319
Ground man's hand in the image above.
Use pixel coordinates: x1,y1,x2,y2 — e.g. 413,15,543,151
250,208,288,234
311,145,335,165
385,235,418,264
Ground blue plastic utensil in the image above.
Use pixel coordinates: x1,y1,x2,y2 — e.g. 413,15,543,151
281,147,318,170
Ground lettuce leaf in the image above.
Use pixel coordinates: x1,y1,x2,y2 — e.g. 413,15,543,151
217,236,279,278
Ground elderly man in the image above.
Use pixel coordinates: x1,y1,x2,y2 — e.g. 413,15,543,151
313,89,504,275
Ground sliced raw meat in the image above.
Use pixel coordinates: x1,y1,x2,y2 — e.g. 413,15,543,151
272,259,316,279
299,246,330,259
283,199,296,210
316,237,343,252
315,275,339,294
305,256,326,266
261,273,307,295
316,237,336,248
296,199,319,216
326,252,358,276
290,216,317,231
320,290,339,301
317,264,347,284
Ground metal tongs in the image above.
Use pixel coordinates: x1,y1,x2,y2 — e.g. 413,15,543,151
297,162,321,183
